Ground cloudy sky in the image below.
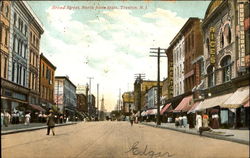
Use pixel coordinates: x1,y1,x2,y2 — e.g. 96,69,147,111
27,1,210,111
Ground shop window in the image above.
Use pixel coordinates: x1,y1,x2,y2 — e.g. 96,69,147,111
220,55,232,82
207,65,215,87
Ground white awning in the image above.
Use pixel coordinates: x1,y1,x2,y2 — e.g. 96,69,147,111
222,86,249,108
195,93,233,111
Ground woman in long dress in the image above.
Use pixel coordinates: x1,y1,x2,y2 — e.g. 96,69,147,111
196,113,202,131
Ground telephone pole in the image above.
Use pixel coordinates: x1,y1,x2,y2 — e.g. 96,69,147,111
97,83,99,120
150,47,167,125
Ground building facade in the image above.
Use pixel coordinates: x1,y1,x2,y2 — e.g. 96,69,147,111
1,1,44,116
199,0,249,128
76,94,87,113
172,35,185,97
0,1,10,80
122,92,134,114
183,18,203,93
28,6,44,107
39,53,56,109
54,76,77,115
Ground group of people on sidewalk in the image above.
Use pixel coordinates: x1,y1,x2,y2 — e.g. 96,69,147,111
1,111,34,127
174,115,188,128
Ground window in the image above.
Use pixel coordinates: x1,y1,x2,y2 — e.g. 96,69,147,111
224,24,231,44
14,13,17,26
221,56,231,82
13,35,16,51
207,65,215,87
23,69,26,86
20,21,23,33
19,65,22,84
12,61,15,81
24,25,27,36
0,1,3,12
30,32,32,43
16,64,19,83
220,28,224,48
4,56,7,78
24,45,27,59
206,38,210,53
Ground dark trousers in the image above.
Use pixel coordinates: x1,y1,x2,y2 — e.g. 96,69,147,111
130,120,134,126
47,126,55,135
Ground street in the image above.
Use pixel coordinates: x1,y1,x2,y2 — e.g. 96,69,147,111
1,121,249,158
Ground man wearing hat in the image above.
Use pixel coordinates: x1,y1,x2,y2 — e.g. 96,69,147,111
47,110,56,136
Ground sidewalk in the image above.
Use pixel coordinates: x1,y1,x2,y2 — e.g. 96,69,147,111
141,122,249,145
1,122,77,135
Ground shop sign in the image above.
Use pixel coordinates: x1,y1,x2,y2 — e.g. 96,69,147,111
238,3,246,71
209,27,216,65
168,61,173,98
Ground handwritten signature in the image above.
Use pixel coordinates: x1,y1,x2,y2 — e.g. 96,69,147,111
125,141,174,158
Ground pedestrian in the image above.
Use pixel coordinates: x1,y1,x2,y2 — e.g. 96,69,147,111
196,112,202,135
4,111,11,127
38,112,42,123
16,112,20,124
46,110,56,136
182,115,188,128
179,115,183,127
202,113,209,128
1,111,4,126
24,112,31,125
175,117,179,127
129,113,135,126
211,113,220,129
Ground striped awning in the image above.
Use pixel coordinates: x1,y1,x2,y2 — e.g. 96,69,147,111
195,93,233,111
160,103,171,115
146,109,157,115
222,86,249,108
187,101,201,114
173,95,193,112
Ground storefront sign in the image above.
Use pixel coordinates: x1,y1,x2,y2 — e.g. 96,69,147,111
168,61,173,98
238,3,246,71
209,27,216,65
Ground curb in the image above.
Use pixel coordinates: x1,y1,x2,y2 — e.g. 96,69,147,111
1,122,77,135
141,123,249,145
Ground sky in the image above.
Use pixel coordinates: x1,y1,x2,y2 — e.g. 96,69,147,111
27,0,210,112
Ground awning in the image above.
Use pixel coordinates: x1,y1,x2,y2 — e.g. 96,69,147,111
195,93,233,111
146,109,157,115
244,100,249,107
160,103,171,115
29,104,46,112
187,101,201,114
173,95,193,112
222,86,249,108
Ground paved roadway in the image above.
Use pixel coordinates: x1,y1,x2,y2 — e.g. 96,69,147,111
1,121,249,158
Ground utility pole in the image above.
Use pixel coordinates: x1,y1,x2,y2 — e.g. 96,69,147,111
87,77,94,118
134,73,145,121
97,83,99,120
150,47,167,125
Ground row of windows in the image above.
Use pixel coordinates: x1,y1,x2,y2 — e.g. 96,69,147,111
29,72,37,91
41,63,54,83
30,50,38,67
13,35,27,59
13,13,28,37
30,31,40,48
185,31,195,53
12,61,26,86
0,25,9,46
40,86,53,101
174,82,183,96
207,56,232,87
0,2,10,19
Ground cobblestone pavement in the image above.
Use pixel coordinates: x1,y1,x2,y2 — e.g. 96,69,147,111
1,121,249,158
